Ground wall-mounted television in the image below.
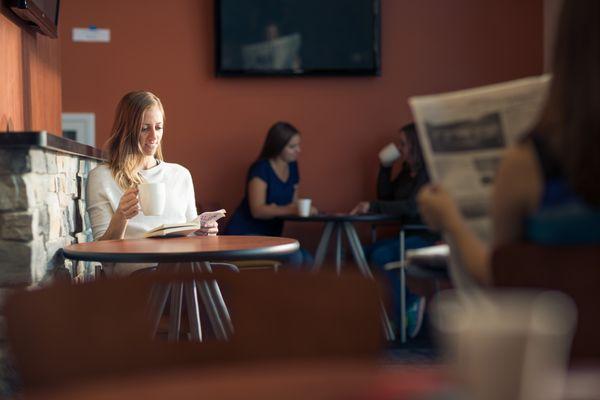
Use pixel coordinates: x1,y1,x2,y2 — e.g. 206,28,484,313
9,0,60,38
215,0,381,77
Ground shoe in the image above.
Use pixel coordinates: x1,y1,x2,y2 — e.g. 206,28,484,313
406,296,426,339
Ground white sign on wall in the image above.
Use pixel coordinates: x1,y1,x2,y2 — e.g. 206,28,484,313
72,27,110,43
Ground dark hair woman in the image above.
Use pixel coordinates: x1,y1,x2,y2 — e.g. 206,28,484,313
351,122,435,339
351,123,429,220
417,0,600,284
225,122,316,244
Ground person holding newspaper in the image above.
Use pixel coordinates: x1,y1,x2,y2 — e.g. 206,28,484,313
224,121,315,266
86,91,218,275
351,123,438,339
417,0,600,284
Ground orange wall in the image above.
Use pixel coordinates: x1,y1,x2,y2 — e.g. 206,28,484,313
0,7,62,134
60,0,543,247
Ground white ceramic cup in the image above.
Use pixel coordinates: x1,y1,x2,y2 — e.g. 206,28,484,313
431,290,576,400
378,143,401,166
297,198,312,217
138,182,166,216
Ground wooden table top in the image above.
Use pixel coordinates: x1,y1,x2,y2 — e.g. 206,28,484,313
63,235,299,263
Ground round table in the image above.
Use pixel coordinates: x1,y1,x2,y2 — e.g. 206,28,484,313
63,235,299,342
63,235,299,263
281,214,403,275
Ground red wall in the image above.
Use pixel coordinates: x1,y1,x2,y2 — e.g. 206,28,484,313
60,0,543,247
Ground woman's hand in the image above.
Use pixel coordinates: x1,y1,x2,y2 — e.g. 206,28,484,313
350,201,370,215
116,187,140,220
195,220,219,236
310,205,319,216
417,184,462,232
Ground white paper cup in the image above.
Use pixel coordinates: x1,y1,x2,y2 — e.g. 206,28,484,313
378,143,401,166
297,198,312,217
430,290,576,400
138,182,166,216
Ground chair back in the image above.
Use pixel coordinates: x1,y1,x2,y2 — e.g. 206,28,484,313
492,243,600,361
4,268,383,390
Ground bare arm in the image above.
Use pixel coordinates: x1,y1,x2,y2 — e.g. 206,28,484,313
418,143,541,285
248,177,296,219
97,188,140,241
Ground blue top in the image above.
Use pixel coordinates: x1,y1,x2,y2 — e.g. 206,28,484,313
225,159,299,236
525,133,600,244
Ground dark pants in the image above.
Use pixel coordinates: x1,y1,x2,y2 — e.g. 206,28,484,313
364,235,437,327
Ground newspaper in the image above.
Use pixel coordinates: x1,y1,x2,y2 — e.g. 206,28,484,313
409,75,551,242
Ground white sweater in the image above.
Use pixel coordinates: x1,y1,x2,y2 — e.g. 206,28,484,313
86,161,198,274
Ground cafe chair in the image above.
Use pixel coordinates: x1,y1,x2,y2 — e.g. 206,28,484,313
492,243,600,362
384,224,450,343
4,268,383,391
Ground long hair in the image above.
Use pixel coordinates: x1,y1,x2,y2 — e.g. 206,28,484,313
105,91,165,190
257,122,299,160
400,123,425,173
536,0,600,205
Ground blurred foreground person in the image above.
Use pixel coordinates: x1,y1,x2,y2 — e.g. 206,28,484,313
418,0,600,284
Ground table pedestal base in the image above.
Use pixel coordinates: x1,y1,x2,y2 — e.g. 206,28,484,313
312,221,396,341
149,262,236,342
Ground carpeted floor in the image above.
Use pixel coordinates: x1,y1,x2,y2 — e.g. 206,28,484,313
380,316,442,366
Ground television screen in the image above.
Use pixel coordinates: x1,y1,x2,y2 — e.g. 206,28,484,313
9,0,60,38
215,0,381,76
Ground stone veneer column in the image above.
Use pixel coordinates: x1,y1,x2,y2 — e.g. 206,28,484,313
0,148,99,286
0,133,103,394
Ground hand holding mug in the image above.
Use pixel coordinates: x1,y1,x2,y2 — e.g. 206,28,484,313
378,143,401,167
116,187,140,220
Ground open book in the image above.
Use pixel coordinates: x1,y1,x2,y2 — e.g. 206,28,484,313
144,209,226,238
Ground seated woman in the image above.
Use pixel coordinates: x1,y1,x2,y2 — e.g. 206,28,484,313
351,123,438,338
225,121,315,266
417,0,600,285
86,91,217,275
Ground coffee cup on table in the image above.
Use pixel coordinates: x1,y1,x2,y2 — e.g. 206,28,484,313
138,182,166,216
297,198,312,217
378,143,401,166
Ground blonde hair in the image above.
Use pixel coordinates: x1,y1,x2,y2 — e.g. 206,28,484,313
105,91,165,190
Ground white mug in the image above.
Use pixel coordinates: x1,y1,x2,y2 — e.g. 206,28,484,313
138,182,166,216
378,143,401,166
297,198,312,217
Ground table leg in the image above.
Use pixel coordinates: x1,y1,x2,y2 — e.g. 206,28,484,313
343,222,396,341
195,262,229,340
149,279,172,339
184,279,202,341
335,224,342,275
201,262,234,335
168,280,184,341
313,222,335,271
399,230,407,343
342,222,372,278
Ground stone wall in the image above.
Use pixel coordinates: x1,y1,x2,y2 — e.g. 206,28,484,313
0,135,103,395
0,147,100,286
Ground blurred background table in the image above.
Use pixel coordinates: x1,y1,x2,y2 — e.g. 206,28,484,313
282,214,403,275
